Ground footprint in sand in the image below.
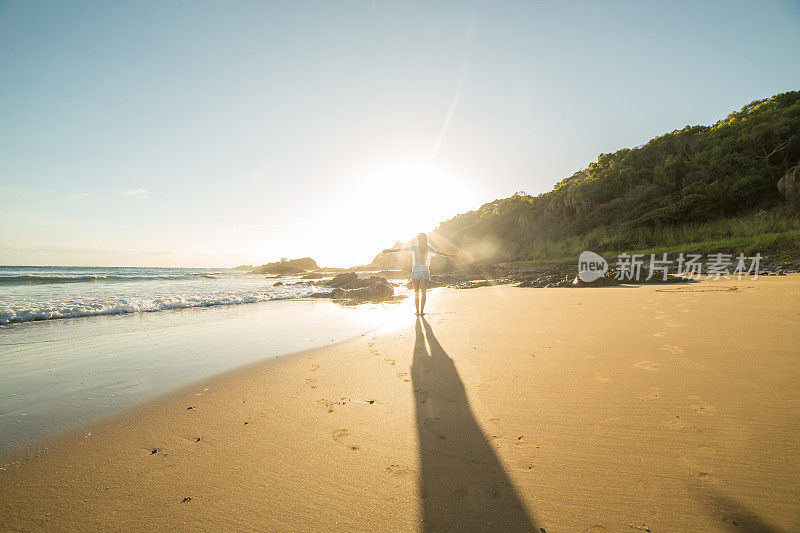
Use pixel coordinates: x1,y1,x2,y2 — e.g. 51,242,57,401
310,364,320,372
332,429,349,442
488,418,505,439
477,378,497,391
415,389,430,404
660,344,685,355
396,372,410,382
423,417,447,439
317,398,348,413
679,456,717,483
514,435,534,447
666,415,687,430
691,404,715,415
653,331,666,337
688,395,716,415
385,464,414,478
423,417,440,428
634,360,659,372
332,429,360,451
639,387,661,402
305,378,318,389
384,358,396,366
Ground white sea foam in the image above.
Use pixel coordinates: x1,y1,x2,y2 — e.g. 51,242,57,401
0,292,315,324
0,266,330,325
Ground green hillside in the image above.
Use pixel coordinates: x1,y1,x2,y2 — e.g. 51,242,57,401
431,91,800,263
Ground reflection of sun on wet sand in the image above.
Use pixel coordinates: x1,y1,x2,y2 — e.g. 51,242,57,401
1,276,799,531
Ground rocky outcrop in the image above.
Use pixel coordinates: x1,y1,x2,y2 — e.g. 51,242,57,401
250,258,319,275
310,291,333,298
516,276,573,288
326,272,394,300
571,274,620,287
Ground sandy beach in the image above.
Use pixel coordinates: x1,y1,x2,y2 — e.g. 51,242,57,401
1,277,799,532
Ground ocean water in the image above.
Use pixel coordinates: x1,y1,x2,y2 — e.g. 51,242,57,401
0,266,412,455
0,265,327,325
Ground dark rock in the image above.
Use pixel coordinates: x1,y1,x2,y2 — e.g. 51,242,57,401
453,280,493,289
370,282,394,298
327,273,394,300
249,257,318,275
328,272,361,288
571,275,620,287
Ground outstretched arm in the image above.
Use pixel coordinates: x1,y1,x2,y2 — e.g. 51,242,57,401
381,247,409,253
431,247,455,258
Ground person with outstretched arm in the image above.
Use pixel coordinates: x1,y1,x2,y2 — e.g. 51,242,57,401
381,233,454,316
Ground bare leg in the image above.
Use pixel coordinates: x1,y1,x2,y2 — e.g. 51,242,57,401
412,279,420,315
419,279,428,315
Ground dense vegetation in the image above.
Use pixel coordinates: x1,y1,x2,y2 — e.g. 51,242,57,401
432,91,800,262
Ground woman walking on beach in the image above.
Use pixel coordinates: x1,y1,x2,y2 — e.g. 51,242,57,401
382,233,454,316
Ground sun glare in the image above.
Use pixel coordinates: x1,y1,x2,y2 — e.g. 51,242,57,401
316,161,480,266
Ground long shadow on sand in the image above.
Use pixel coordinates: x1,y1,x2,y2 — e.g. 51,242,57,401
412,318,536,531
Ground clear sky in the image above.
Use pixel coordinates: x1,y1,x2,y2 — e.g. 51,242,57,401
1,0,799,267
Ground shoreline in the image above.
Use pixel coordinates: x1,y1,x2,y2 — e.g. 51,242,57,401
1,280,799,531
0,328,370,466
0,297,409,456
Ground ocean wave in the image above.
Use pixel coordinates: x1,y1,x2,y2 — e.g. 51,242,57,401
0,290,319,325
0,274,193,286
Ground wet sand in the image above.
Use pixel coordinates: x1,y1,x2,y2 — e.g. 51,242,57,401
0,299,406,455
1,277,799,531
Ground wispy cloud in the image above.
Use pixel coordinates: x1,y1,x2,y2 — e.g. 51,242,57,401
121,188,153,199
67,192,90,200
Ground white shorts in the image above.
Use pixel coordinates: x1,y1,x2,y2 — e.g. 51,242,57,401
411,267,431,281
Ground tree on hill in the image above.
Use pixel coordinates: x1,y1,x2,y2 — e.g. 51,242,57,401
430,91,800,261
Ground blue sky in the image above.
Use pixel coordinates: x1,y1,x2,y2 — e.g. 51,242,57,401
1,0,799,267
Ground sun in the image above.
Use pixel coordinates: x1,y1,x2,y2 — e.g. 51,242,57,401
313,161,480,266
